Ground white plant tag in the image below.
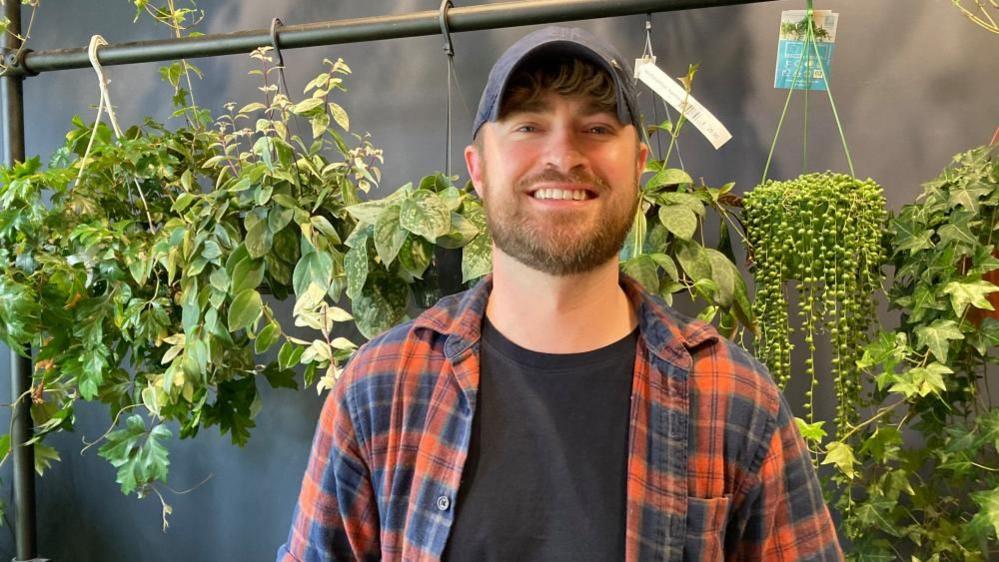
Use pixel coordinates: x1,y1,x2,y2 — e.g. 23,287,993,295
635,61,732,149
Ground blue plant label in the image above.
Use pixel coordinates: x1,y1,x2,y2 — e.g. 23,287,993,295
774,10,839,91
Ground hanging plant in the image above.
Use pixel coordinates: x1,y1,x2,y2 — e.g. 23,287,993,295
0,43,491,529
620,63,755,341
341,173,490,339
0,0,491,527
743,172,886,429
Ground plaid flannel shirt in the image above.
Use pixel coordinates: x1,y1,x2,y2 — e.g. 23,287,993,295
277,273,842,561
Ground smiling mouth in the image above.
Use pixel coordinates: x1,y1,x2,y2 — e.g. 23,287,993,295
528,188,597,201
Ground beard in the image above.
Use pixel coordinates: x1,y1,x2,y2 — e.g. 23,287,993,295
479,164,639,276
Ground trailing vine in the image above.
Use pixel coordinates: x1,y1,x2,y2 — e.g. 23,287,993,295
743,173,886,437
0,43,493,529
841,145,999,559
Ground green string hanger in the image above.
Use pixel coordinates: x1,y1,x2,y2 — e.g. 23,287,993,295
761,0,855,183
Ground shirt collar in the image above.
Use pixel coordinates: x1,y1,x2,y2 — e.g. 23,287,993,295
412,272,717,368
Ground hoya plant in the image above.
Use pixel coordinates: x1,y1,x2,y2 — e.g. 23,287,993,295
0,45,492,528
621,63,755,341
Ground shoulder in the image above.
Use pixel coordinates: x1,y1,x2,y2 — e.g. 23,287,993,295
649,303,781,421
335,317,443,403
651,305,785,476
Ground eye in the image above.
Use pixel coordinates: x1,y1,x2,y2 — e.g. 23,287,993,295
514,124,538,133
586,125,615,135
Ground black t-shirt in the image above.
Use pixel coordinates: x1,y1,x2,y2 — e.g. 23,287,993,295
442,316,638,562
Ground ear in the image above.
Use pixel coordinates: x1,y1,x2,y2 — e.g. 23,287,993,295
464,141,485,199
635,140,649,180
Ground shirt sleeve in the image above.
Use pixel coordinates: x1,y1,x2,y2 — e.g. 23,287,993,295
732,395,844,561
276,363,380,562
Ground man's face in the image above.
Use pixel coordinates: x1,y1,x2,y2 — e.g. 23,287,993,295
465,92,648,276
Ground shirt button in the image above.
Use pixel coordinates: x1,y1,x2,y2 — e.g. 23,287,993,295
436,496,451,511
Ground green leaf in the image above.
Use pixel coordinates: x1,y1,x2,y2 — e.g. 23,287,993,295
822,441,857,479
310,215,341,244
971,318,999,355
794,417,827,444
620,205,647,262
646,168,693,190
172,192,197,213
238,102,267,114
310,113,330,140
268,206,295,234
328,102,350,131
203,377,257,446
230,258,265,294
657,192,705,216
293,251,333,297
344,236,369,301
705,248,737,308
374,205,408,266
915,319,965,363
255,321,281,354
436,212,480,249
938,221,978,247
891,217,934,254
462,230,492,284
278,342,305,370
942,279,999,317
262,363,298,391
891,362,952,398
971,486,999,540
675,240,711,282
398,237,432,279
228,289,263,332
245,213,274,259
291,97,324,116
33,443,61,476
344,193,405,224
419,173,453,192
621,255,659,293
648,253,679,282
98,416,171,495
659,206,698,240
857,331,909,374
182,337,209,382
858,427,903,463
0,434,9,465
948,181,991,213
352,270,409,339
400,190,451,241
253,137,275,169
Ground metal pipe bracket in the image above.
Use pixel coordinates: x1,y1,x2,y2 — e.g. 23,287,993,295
0,47,38,77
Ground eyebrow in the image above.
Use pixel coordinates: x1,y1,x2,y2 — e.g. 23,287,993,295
504,98,617,119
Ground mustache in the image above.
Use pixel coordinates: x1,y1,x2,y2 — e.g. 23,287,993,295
515,169,609,192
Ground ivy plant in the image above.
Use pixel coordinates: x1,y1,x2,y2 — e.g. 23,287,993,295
836,145,999,559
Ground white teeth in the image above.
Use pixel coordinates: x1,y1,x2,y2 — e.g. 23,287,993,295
532,189,590,201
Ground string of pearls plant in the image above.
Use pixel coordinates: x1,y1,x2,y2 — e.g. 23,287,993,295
743,172,886,430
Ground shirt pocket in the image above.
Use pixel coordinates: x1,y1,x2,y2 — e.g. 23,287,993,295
683,495,731,562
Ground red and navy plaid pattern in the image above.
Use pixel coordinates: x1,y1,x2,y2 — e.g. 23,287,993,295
277,273,843,561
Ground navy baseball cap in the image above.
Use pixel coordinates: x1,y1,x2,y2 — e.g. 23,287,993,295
471,26,641,139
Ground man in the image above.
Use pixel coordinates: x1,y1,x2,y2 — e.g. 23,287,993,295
277,26,842,561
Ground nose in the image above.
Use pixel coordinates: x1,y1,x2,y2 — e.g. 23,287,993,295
542,125,588,174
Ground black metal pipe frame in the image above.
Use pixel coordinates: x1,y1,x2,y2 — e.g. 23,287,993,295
0,0,778,559
4,0,776,77
3,3,40,561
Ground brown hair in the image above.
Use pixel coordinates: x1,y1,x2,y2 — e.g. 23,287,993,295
498,56,617,119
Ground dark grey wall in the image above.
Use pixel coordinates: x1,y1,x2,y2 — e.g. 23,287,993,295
0,1,996,560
